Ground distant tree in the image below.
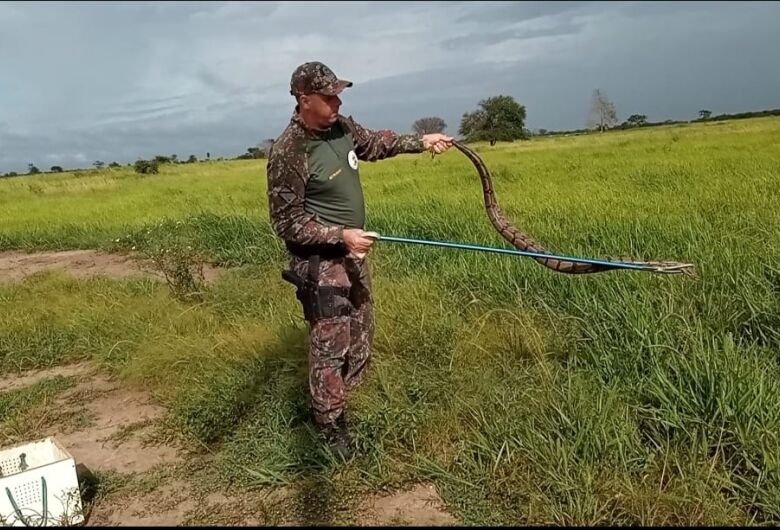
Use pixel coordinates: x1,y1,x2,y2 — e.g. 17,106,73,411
698,109,712,120
50,166,63,172
537,128,548,136
5,172,18,177
28,163,40,175
93,160,105,169
170,154,178,163
154,155,171,164
239,140,276,160
626,114,647,127
108,161,120,168
134,159,159,174
206,152,211,160
260,138,275,157
459,95,527,145
187,154,197,163
412,116,447,135
587,89,618,132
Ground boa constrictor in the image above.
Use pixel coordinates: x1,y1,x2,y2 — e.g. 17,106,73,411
451,140,695,276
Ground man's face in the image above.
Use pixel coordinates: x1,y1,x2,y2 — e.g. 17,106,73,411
300,92,341,128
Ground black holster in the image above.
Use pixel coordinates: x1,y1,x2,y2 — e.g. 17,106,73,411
282,246,352,322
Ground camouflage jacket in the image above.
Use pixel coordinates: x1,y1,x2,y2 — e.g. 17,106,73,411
266,112,426,246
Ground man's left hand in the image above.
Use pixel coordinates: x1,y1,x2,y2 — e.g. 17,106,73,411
422,133,454,154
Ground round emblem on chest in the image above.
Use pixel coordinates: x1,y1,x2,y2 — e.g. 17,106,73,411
348,150,359,170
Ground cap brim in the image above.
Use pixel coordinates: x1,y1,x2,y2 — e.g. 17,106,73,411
319,79,353,96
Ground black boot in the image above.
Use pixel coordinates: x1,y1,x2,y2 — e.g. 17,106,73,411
320,416,354,461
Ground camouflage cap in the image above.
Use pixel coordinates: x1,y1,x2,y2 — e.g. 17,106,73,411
290,61,353,97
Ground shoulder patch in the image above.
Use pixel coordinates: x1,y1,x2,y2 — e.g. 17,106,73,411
348,150,358,170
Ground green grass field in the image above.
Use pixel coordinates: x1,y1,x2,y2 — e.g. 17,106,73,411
2,117,780,524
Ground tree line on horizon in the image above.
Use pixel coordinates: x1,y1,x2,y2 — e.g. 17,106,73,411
4,90,779,178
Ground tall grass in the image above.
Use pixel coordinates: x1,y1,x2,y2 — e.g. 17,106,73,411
1,117,779,524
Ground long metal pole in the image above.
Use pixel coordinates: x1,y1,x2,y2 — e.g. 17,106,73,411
375,234,688,273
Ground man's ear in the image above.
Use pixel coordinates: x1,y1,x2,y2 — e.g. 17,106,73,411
298,94,310,109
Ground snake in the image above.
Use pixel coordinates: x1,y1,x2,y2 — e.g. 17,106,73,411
450,140,695,275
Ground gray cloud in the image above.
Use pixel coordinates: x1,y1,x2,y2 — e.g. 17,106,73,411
442,21,585,49
614,0,720,17
454,1,594,24
1,1,779,174
96,104,190,122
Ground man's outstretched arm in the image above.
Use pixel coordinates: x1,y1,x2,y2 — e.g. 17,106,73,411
342,115,453,162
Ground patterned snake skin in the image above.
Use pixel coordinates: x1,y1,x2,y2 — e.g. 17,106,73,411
452,140,695,275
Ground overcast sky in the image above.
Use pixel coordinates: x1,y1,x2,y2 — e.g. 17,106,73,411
1,1,779,174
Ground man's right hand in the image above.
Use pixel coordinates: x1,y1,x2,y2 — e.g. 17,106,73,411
343,228,378,256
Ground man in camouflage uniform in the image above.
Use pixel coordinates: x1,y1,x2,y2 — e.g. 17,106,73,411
266,61,452,459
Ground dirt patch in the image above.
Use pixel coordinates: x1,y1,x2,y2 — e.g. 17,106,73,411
53,374,182,475
358,482,458,526
55,388,181,475
1,361,194,525
1,361,182,475
0,249,224,283
1,363,459,526
85,477,269,527
86,479,197,527
0,361,94,393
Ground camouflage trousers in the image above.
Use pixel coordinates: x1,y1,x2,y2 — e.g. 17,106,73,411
289,253,374,426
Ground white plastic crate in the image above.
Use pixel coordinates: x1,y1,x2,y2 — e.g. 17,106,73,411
0,437,84,526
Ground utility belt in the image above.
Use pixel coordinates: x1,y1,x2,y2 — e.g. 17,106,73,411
285,241,348,260
282,242,352,322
